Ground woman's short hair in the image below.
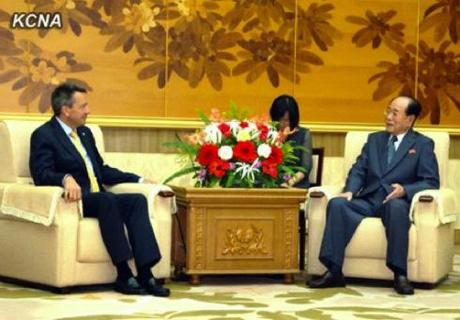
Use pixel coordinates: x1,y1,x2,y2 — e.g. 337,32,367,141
270,94,300,129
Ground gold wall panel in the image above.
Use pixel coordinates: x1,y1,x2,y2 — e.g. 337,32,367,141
0,1,459,127
101,126,460,159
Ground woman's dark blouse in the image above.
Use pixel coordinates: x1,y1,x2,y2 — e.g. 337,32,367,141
286,127,313,189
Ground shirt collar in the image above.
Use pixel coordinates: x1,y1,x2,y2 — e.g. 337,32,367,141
55,116,74,137
389,130,408,143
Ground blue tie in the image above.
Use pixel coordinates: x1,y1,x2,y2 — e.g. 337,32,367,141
387,135,398,165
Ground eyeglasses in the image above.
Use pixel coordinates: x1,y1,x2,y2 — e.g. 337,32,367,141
383,108,399,117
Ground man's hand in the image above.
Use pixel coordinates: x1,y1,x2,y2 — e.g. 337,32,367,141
338,191,353,201
142,177,157,184
383,183,406,203
63,175,81,202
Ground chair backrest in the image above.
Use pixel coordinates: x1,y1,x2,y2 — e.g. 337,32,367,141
309,147,324,187
344,130,449,187
0,120,104,182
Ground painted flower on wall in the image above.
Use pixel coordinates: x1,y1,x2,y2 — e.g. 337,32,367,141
346,10,404,50
102,0,167,55
224,0,285,30
368,44,417,101
0,40,92,112
26,0,104,37
417,40,460,124
421,0,460,43
233,31,322,87
295,3,341,51
348,4,460,124
368,40,460,124
100,0,337,90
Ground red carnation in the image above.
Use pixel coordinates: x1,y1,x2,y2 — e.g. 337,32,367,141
233,141,257,163
258,124,269,141
267,146,283,164
196,144,219,166
208,159,230,178
218,123,232,138
240,121,249,128
262,160,278,178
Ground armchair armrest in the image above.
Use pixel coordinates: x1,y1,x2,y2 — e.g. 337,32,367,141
0,183,81,226
105,183,176,220
308,185,343,200
410,188,458,225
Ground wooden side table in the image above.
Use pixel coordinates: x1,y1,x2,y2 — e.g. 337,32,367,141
170,186,307,285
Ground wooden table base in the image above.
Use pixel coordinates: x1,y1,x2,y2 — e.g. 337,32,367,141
171,187,307,285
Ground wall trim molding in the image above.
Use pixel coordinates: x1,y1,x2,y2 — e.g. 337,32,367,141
1,112,460,135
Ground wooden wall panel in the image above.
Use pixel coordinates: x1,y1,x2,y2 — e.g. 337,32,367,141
1,0,459,127
102,127,460,160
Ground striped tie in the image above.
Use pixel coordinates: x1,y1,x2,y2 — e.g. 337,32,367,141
69,131,100,192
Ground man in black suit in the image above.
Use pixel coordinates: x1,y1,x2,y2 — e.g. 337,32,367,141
29,82,170,296
309,96,440,295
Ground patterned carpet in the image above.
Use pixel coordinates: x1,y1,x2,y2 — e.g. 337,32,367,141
1,254,460,320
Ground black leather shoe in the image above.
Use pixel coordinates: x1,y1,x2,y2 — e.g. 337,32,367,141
142,278,171,297
114,277,147,295
394,275,414,295
308,271,346,288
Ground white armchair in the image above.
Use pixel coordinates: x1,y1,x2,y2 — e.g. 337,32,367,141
0,120,174,290
307,131,457,285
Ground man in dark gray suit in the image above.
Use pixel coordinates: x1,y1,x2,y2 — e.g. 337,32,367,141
30,83,170,296
309,96,440,295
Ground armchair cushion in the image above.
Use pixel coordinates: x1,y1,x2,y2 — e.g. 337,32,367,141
346,219,417,261
77,218,111,263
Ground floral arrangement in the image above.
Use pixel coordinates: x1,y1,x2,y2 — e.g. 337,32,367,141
164,104,305,188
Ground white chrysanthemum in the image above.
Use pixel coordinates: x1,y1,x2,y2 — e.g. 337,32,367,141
257,143,272,158
247,121,257,131
204,123,222,144
218,145,233,161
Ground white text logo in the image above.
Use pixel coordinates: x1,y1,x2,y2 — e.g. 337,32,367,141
10,12,62,29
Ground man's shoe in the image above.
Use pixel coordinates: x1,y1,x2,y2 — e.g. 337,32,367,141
308,271,346,288
142,278,171,297
394,275,414,295
114,277,147,295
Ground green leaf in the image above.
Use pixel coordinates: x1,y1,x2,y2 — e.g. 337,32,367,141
208,177,220,187
163,166,199,184
198,110,211,125
224,171,236,187
228,101,249,120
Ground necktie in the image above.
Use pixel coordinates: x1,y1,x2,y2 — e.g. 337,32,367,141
387,135,398,165
69,131,100,192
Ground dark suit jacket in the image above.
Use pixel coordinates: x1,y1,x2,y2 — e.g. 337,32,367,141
29,117,140,195
344,129,440,202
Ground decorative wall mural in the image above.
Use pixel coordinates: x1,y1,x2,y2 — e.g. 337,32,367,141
0,1,459,125
347,2,460,124
0,8,92,112
99,0,339,90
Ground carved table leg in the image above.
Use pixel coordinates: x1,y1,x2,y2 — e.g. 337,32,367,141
283,274,294,284
190,274,201,285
